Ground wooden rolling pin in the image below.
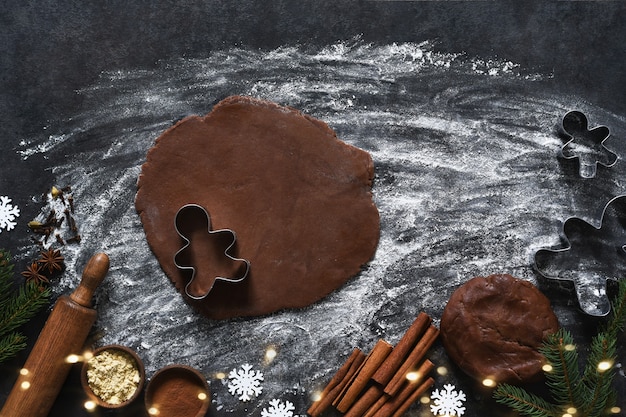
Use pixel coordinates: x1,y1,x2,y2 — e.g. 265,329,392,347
0,252,110,417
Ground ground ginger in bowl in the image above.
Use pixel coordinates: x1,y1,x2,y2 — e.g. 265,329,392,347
81,345,145,408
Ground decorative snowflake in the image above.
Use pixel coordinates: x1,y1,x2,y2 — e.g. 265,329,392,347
261,399,295,417
0,196,20,233
227,363,264,401
430,384,466,416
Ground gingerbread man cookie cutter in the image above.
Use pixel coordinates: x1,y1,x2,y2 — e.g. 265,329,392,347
534,195,626,316
559,110,618,178
174,204,250,300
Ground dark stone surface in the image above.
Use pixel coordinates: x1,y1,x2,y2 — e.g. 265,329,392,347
1,2,625,416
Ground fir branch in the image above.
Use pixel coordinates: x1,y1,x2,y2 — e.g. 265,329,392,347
493,384,560,417
0,249,14,305
0,281,50,340
0,250,51,365
582,298,626,417
577,279,626,417
605,278,626,341
0,331,27,364
540,329,584,408
580,330,618,417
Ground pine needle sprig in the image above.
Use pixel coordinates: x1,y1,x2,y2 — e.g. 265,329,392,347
493,384,561,417
0,281,50,340
0,250,14,305
0,249,50,364
494,278,626,417
0,332,27,363
539,329,584,408
578,282,626,417
580,335,616,417
605,278,626,340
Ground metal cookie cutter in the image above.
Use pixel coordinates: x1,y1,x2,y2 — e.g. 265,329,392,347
534,195,626,316
559,110,617,178
174,204,250,300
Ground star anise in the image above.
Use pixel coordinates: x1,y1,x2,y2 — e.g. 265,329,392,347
21,262,49,286
38,248,65,274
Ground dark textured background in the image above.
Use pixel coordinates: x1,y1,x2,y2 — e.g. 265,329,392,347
2,2,626,241
1,2,625,417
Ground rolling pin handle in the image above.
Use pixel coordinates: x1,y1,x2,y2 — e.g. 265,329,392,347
70,252,110,307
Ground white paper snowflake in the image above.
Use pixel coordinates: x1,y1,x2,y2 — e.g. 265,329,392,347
430,384,466,417
261,399,295,417
0,196,20,233
227,363,264,401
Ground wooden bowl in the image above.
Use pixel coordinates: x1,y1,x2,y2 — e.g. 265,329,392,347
144,365,210,417
81,344,145,409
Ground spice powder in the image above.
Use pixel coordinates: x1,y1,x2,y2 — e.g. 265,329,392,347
86,349,140,405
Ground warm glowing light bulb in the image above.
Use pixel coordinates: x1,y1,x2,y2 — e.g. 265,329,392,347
311,391,323,402
198,392,207,401
84,400,97,411
566,407,577,414
19,368,29,376
83,351,94,360
609,406,621,414
436,366,448,376
66,354,81,363
148,406,160,415
564,344,576,351
542,364,553,372
482,378,496,387
420,396,430,404
597,360,612,372
406,371,420,381
20,381,31,390
215,372,226,379
562,414,573,417
265,346,278,362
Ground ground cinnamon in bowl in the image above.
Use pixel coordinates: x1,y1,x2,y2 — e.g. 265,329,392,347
145,365,210,417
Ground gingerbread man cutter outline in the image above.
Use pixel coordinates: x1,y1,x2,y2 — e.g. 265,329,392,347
174,203,250,300
559,110,618,178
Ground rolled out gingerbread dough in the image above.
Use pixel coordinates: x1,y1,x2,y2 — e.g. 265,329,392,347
135,96,380,319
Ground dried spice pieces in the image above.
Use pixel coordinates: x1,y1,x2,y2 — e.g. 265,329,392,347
20,249,65,288
86,348,141,405
20,262,49,286
308,312,439,417
28,185,81,247
38,248,64,274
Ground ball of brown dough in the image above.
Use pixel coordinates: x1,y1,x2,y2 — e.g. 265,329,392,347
440,274,559,385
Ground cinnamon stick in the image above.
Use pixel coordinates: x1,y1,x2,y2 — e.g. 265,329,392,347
367,360,433,417
363,391,390,417
344,384,384,417
383,325,439,396
307,348,366,417
335,339,393,413
390,377,434,417
373,376,434,417
372,312,431,386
